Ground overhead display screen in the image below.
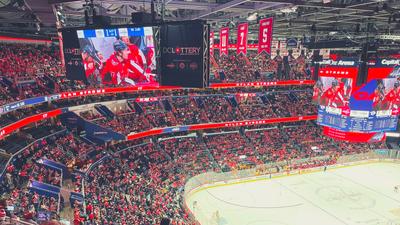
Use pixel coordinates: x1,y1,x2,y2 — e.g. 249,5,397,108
62,26,158,87
314,58,399,133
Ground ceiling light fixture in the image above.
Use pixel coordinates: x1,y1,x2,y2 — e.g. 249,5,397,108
246,12,258,21
280,6,298,14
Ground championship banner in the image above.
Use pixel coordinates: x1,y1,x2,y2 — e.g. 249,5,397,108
210,32,214,57
237,23,248,55
258,17,273,54
220,27,229,56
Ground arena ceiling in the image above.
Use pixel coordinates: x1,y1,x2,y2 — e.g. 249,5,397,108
0,0,399,41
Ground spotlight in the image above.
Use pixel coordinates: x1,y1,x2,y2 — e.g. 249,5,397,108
246,12,258,21
280,6,298,13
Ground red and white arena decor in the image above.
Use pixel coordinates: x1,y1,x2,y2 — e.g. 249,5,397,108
0,109,63,140
135,97,159,102
220,27,229,56
237,23,248,55
210,32,214,56
258,17,274,54
322,127,386,143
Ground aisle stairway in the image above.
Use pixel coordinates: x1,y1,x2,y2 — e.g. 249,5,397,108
94,104,114,119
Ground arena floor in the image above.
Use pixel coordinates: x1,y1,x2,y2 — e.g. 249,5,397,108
186,162,400,225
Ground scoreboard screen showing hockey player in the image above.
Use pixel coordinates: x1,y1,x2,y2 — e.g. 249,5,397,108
314,58,399,135
61,26,158,87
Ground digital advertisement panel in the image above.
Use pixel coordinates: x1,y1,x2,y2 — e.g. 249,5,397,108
61,29,86,81
160,21,209,88
315,58,399,133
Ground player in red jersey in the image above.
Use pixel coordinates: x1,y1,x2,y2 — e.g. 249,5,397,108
100,40,131,85
383,81,400,110
313,80,324,104
338,78,351,106
82,46,96,79
120,36,145,68
120,36,155,83
146,47,155,70
321,79,346,107
372,80,387,110
394,81,400,111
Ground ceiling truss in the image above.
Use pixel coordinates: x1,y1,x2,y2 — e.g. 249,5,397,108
0,0,398,40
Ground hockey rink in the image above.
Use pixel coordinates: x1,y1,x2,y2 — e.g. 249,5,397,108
186,162,400,225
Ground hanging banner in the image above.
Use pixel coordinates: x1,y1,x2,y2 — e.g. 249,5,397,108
258,17,273,54
220,27,229,56
210,31,214,57
237,23,248,55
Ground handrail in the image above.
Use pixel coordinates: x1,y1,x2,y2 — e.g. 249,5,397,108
0,109,65,140
0,129,67,180
31,179,62,192
28,180,60,196
80,142,149,215
4,216,38,225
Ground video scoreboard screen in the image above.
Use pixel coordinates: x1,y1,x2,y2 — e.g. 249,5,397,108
314,58,399,135
61,26,158,87
60,21,209,88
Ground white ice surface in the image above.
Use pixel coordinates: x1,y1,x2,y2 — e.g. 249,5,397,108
186,163,400,225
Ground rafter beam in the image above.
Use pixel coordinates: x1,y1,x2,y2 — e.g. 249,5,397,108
205,2,289,21
183,0,255,20
249,0,378,12
51,0,255,12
